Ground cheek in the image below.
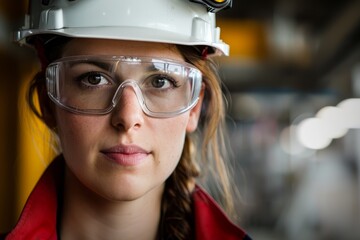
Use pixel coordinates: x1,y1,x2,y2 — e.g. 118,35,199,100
55,110,105,160
156,116,188,142
151,115,189,166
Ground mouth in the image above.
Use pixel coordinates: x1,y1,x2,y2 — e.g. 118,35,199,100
100,144,150,167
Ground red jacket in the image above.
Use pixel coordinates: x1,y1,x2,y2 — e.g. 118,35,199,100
4,157,251,240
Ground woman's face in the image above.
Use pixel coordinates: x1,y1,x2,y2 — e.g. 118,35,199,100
50,39,202,201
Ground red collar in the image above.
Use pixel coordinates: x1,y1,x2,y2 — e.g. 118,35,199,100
193,186,250,239
6,158,62,240
6,158,250,240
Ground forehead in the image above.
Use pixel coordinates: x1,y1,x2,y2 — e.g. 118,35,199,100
62,39,184,61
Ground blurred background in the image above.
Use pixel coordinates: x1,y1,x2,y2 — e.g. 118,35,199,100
1,0,360,239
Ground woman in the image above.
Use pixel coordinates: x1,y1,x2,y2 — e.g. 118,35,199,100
4,0,251,239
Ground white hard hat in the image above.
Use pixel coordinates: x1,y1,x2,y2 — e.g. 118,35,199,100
16,0,231,56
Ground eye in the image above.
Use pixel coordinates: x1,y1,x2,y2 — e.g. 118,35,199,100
78,72,111,87
149,75,179,89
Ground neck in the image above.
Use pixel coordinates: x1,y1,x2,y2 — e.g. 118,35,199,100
60,168,163,240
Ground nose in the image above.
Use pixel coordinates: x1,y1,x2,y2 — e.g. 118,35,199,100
110,85,144,131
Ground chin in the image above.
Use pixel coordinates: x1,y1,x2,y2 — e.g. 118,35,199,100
97,180,165,203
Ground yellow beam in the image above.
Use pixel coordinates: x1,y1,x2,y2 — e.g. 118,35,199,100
217,19,268,60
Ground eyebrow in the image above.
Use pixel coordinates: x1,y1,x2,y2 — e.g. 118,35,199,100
69,60,168,72
68,60,113,70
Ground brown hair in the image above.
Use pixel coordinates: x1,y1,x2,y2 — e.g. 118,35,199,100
27,38,235,240
159,46,235,239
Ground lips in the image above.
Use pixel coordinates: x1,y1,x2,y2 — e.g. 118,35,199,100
100,144,150,166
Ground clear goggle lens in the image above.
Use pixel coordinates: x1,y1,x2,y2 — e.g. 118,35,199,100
46,56,203,118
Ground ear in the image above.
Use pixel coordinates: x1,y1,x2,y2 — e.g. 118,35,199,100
186,87,204,133
37,84,57,129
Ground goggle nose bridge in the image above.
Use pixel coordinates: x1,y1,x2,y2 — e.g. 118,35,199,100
111,79,146,109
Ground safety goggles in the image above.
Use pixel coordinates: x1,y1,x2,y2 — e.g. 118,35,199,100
46,56,203,118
